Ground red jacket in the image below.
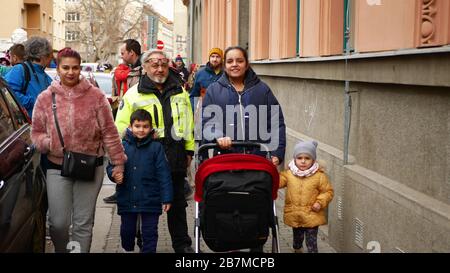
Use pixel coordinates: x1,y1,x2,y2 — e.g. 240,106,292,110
114,64,131,96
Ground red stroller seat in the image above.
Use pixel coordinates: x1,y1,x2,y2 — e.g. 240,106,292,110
194,142,281,253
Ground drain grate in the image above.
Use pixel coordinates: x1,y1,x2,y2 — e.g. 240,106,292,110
394,247,405,253
354,217,364,249
337,196,343,220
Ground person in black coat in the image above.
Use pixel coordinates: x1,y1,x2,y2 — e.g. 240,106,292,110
174,55,189,83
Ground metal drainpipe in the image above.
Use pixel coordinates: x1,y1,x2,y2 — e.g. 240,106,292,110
343,0,351,165
189,0,195,63
296,0,300,56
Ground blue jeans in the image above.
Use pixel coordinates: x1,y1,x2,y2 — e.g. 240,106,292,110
120,213,160,253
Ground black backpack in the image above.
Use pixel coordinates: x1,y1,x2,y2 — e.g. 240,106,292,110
19,61,32,94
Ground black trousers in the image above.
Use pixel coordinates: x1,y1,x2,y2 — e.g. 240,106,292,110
167,173,192,252
121,213,159,253
293,227,319,253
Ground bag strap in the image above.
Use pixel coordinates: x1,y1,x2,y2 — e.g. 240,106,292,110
20,61,42,95
51,92,65,151
26,61,40,83
20,62,31,94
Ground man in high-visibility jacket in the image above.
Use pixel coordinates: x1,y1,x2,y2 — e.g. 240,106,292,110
115,49,195,253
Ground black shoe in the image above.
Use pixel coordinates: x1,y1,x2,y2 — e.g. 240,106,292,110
175,246,195,253
103,192,117,203
184,179,194,200
185,186,194,200
250,245,264,253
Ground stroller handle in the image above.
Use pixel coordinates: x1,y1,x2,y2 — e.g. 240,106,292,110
197,141,271,158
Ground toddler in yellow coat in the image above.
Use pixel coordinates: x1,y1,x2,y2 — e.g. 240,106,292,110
279,140,334,253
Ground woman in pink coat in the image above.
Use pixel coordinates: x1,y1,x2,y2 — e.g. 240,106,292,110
31,48,126,253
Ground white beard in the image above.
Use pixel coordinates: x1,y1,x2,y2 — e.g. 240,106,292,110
149,75,167,84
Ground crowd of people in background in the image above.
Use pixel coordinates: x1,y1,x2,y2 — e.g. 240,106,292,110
0,35,333,254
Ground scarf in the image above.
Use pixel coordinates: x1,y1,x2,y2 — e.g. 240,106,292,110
289,160,319,178
114,64,130,95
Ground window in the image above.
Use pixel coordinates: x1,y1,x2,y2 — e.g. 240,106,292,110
0,91,14,144
49,16,53,34
66,12,80,22
2,87,27,128
42,13,47,33
66,31,80,41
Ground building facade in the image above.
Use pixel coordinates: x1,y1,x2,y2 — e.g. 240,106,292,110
173,0,188,62
52,0,66,50
158,18,174,59
141,5,174,59
0,0,55,50
64,0,89,61
189,0,450,253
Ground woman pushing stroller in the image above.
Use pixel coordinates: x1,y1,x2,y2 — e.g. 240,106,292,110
201,46,286,165
197,46,286,252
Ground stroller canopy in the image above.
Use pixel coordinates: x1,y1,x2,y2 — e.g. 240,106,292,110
194,154,280,202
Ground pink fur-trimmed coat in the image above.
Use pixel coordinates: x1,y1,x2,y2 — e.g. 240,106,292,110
31,78,126,169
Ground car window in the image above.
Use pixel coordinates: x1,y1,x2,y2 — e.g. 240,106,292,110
0,92,15,144
2,87,27,128
94,75,112,96
46,69,58,81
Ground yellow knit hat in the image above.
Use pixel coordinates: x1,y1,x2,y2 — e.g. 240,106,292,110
208,47,223,59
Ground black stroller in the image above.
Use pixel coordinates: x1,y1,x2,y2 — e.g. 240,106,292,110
194,142,281,253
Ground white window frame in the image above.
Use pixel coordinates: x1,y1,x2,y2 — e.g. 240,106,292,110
66,12,80,22
66,30,80,41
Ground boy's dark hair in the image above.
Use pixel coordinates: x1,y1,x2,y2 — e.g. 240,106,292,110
130,109,152,125
123,39,141,56
9,44,25,59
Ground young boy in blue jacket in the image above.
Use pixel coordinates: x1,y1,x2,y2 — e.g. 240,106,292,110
107,109,173,253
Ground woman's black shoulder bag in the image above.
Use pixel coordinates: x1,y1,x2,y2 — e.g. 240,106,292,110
51,92,102,181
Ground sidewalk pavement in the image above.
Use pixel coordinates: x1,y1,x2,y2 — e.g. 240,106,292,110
46,172,336,253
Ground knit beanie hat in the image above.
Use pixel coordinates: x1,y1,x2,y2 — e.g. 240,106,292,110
175,55,183,62
293,140,318,160
208,47,223,59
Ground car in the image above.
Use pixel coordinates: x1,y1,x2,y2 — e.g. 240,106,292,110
0,76,46,252
91,72,113,97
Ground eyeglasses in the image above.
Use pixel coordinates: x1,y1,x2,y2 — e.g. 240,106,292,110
145,58,169,67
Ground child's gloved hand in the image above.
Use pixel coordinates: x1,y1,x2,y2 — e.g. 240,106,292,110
312,202,321,212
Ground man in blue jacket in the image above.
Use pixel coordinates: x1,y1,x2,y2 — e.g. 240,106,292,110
5,37,53,118
189,47,224,113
